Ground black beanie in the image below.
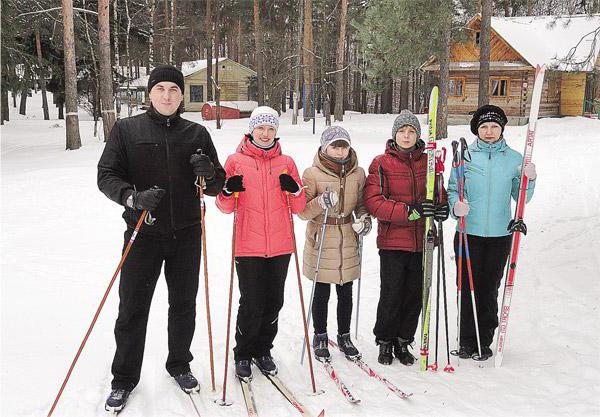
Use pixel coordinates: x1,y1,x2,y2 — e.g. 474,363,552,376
147,65,185,94
470,104,508,135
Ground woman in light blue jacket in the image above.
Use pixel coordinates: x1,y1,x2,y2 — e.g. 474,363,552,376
448,105,536,360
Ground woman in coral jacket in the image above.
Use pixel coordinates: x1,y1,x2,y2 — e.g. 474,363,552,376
216,106,306,380
364,110,448,366
299,126,371,362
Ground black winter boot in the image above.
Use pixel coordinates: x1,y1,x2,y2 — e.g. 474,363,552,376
394,339,416,366
337,333,360,360
377,340,393,365
254,355,278,375
105,388,131,413
235,359,252,380
451,345,477,359
173,371,200,393
313,333,331,362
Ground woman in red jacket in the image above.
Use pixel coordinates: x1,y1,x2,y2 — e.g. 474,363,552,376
364,110,448,366
216,106,306,380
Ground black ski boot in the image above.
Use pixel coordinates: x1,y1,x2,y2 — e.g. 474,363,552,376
313,333,331,362
473,346,493,361
337,333,360,360
377,340,393,365
394,339,416,366
451,345,477,359
235,359,252,380
105,388,131,413
173,371,200,393
254,355,278,376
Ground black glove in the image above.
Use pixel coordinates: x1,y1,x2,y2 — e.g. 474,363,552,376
434,202,450,221
190,153,216,178
126,187,166,211
407,199,435,221
279,173,300,194
223,175,245,196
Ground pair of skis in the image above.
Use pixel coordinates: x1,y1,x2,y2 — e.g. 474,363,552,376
237,365,325,417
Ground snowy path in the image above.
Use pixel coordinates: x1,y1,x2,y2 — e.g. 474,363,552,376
2,93,599,416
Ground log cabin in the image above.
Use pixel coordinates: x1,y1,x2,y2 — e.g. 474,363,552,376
421,14,600,124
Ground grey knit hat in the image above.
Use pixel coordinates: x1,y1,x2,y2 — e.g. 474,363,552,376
321,126,351,152
392,110,421,140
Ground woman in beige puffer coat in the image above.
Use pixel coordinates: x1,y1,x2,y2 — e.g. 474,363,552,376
299,126,372,361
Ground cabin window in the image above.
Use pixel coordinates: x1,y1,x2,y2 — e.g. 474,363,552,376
449,77,465,97
490,77,509,97
475,31,481,47
190,85,204,102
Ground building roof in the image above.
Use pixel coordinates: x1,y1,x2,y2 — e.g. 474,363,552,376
490,14,600,71
181,58,228,77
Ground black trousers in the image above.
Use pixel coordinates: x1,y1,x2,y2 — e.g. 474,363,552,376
312,281,354,335
233,254,291,361
373,250,423,344
111,225,201,390
453,233,512,349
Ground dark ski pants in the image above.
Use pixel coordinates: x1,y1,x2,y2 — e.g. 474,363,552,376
111,225,200,391
453,233,512,349
373,250,423,344
312,281,354,335
233,254,291,361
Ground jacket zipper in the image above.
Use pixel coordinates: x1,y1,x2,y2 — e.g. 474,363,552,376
262,154,270,257
164,117,176,238
486,143,492,236
338,165,345,284
409,153,418,251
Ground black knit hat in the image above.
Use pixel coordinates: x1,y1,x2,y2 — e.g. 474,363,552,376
470,104,508,135
147,65,185,94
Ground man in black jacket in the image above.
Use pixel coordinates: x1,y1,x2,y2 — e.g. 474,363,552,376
98,65,225,412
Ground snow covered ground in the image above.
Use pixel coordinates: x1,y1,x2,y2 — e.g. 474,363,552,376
2,93,600,417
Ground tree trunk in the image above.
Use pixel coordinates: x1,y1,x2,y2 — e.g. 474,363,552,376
1,86,9,123
35,30,50,120
98,0,116,140
113,0,121,117
19,77,28,116
206,0,213,101
169,0,176,65
478,0,492,107
62,0,82,150
504,0,510,16
438,14,451,140
527,0,534,15
334,0,348,121
125,0,133,116
292,0,303,124
302,0,314,121
84,0,100,136
253,0,264,105
237,17,243,64
400,75,409,111
148,0,155,73
215,0,221,128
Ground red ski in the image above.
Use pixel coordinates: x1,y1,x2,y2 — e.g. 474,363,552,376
495,64,546,368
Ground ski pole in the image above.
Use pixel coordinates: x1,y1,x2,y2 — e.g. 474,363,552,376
439,216,454,373
195,150,216,392
216,193,238,406
47,210,148,417
451,140,463,363
429,234,442,372
283,182,319,395
354,235,364,339
457,138,483,361
300,205,329,365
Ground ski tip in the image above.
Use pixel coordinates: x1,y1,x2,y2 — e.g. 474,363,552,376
317,409,326,417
